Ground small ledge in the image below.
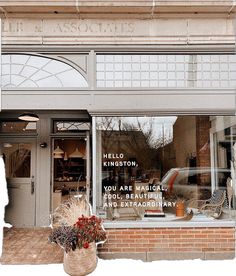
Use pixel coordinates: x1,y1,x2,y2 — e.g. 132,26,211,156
104,219,236,229
0,1,235,17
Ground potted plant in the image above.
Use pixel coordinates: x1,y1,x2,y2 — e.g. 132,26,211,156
49,196,106,276
175,199,185,217
174,192,188,217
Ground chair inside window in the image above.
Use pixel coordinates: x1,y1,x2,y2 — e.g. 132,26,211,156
187,189,227,219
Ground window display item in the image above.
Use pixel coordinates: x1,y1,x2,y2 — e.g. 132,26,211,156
226,177,233,219
69,147,84,158
175,201,185,217
144,192,165,217
188,190,227,219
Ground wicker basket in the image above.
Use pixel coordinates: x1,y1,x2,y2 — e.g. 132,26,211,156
63,242,97,276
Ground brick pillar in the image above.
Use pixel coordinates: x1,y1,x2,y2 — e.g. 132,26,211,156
196,116,211,185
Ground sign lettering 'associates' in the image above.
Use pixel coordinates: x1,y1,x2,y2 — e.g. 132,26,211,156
53,22,135,34
2,19,135,36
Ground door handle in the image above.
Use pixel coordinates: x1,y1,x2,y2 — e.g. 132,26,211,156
31,176,35,194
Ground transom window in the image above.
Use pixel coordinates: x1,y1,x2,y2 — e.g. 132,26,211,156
96,54,236,88
53,121,91,133
0,121,37,133
1,54,88,88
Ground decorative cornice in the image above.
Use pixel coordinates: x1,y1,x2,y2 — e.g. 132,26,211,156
0,1,236,18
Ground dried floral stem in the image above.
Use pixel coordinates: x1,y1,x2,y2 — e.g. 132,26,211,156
52,195,91,227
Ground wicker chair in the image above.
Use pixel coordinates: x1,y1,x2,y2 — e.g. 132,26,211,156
187,189,227,219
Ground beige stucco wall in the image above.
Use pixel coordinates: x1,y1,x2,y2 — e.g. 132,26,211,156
0,1,235,46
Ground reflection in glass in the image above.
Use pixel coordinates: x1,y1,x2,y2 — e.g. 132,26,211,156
54,121,90,133
2,143,31,178
0,121,37,133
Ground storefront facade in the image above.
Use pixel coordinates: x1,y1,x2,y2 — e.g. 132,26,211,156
0,1,236,260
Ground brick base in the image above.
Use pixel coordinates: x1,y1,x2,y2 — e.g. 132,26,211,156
98,227,235,260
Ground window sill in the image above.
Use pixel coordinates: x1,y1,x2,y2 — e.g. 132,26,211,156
103,218,236,229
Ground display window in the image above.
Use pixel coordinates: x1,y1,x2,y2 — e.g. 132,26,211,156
95,116,235,222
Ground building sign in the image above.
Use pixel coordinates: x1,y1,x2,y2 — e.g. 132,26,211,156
51,21,135,35
1,19,135,36
1,18,234,45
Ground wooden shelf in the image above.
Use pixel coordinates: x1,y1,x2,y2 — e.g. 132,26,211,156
54,159,85,181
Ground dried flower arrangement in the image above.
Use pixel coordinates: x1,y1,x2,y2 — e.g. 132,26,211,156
49,195,106,275
49,215,106,253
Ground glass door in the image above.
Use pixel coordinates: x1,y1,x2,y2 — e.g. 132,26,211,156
52,133,90,210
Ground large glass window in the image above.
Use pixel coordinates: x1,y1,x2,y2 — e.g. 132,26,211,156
95,116,236,222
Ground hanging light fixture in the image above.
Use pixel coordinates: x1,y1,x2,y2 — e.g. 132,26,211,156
18,112,39,122
54,153,63,159
53,146,64,154
53,146,64,159
69,147,84,158
64,152,68,161
3,143,13,148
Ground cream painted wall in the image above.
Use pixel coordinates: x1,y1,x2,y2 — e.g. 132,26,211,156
173,116,197,168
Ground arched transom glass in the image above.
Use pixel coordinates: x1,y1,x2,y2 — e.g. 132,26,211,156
1,54,88,88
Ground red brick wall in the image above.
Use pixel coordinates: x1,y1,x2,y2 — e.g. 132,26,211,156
98,227,235,260
196,116,211,185
196,116,211,167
